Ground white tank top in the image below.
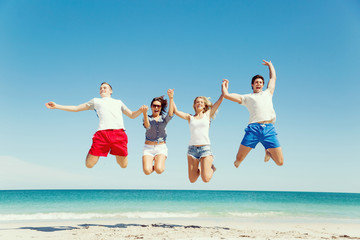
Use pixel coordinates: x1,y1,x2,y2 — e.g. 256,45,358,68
189,112,210,146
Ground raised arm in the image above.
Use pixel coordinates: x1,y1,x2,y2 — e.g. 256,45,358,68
142,105,150,129
263,60,276,94
172,90,191,121
167,89,174,117
123,105,147,119
45,102,90,112
209,92,224,119
222,79,243,104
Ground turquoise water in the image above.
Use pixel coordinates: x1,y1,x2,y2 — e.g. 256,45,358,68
0,190,359,222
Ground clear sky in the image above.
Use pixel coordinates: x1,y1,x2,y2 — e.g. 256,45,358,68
0,0,359,193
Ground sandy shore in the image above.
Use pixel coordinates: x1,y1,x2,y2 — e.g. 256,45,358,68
1,219,359,240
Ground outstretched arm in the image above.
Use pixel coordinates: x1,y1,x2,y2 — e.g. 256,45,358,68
222,79,243,104
263,60,276,94
172,90,191,121
167,89,174,117
123,105,147,119
45,102,90,112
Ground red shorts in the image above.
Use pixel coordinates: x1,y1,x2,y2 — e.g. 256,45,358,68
88,129,128,157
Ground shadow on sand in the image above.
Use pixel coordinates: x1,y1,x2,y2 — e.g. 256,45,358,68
18,223,230,232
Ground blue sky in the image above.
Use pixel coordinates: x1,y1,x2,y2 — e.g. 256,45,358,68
0,0,359,192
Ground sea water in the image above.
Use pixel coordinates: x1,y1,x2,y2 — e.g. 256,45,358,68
0,190,359,223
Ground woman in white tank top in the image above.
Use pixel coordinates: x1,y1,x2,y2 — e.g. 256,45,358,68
171,89,224,183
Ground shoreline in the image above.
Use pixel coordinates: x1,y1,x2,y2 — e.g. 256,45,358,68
1,219,360,240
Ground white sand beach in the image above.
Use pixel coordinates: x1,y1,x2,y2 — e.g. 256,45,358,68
1,219,359,240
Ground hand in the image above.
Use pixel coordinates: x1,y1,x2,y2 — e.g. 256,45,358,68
221,79,229,96
140,105,148,113
45,102,56,109
222,79,229,89
167,89,174,98
262,60,272,66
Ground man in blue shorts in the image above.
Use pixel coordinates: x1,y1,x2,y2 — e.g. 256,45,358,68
222,60,284,168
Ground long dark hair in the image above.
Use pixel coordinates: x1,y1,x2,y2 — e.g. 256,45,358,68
151,96,168,115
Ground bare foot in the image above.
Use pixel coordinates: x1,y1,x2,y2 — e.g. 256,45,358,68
234,160,240,168
264,150,271,162
211,164,216,173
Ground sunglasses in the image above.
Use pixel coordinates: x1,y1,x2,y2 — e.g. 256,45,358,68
152,104,162,108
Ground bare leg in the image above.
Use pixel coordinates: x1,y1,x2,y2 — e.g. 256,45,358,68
142,155,154,175
264,149,271,162
266,147,284,166
200,155,215,183
115,156,128,168
86,154,100,168
154,154,167,174
234,144,252,168
187,155,200,183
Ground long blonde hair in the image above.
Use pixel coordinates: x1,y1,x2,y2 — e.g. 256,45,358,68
193,96,215,118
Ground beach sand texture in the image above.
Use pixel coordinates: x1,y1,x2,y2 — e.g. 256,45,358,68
1,221,360,240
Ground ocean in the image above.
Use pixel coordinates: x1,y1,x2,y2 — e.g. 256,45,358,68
0,190,359,223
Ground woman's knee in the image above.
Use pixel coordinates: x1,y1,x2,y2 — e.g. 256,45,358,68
189,176,198,183
201,173,212,183
188,169,200,183
143,166,153,175
154,165,165,174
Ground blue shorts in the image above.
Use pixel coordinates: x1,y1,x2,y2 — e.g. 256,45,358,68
187,145,213,160
241,123,280,149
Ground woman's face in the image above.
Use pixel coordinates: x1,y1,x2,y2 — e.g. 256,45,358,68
151,100,162,116
194,97,205,112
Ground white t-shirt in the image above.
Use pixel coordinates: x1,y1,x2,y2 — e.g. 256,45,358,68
189,112,211,146
240,89,276,124
86,97,130,131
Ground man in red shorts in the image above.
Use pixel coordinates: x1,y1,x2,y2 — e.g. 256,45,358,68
46,82,146,168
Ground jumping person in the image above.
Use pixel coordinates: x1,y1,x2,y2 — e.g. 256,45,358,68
45,82,146,168
222,60,284,168
172,89,224,183
141,89,174,175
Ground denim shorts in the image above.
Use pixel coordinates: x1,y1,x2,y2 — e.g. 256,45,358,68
241,123,281,149
187,145,213,160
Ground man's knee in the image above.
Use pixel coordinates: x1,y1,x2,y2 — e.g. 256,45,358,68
86,162,95,168
86,154,99,168
236,154,246,163
268,148,283,166
276,156,284,166
118,161,128,168
116,156,128,168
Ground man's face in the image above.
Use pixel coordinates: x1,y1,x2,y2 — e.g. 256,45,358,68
252,78,264,93
100,84,112,97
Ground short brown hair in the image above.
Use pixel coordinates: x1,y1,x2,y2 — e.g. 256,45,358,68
100,82,112,90
251,75,264,85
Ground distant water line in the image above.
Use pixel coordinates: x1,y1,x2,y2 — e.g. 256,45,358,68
0,190,359,222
